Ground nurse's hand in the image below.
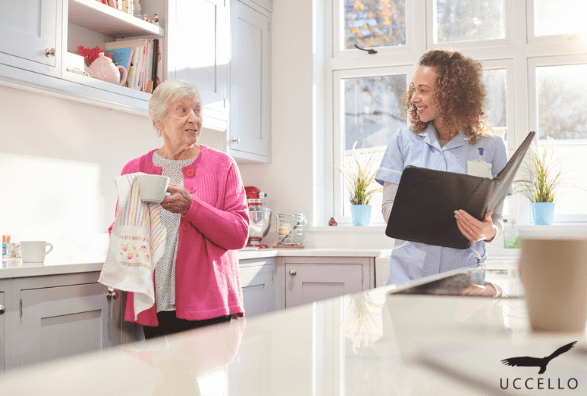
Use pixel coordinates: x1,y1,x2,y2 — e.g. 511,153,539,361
454,210,497,242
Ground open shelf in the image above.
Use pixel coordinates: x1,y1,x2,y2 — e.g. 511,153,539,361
68,0,164,37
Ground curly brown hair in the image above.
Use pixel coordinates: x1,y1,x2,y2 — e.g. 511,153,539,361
404,49,491,144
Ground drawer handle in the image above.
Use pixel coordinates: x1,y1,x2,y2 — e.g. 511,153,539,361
289,269,297,276
45,48,56,57
106,289,119,300
0,305,4,315
231,138,241,144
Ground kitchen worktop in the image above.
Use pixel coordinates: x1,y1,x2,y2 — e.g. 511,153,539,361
0,248,393,279
1,264,584,395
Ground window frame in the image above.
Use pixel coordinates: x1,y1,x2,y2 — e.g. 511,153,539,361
324,0,587,226
332,65,414,225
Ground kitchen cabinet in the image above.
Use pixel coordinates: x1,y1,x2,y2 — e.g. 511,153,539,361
229,0,271,162
239,0,272,13
167,0,229,130
239,257,276,317
0,270,139,371
0,0,165,114
276,257,374,309
0,290,5,373
0,0,62,77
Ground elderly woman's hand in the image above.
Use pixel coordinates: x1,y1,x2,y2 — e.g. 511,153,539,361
161,183,193,215
454,209,497,242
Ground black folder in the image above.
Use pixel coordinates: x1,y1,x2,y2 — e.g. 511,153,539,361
385,131,535,249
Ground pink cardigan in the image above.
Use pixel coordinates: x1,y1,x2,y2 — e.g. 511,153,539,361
115,145,249,326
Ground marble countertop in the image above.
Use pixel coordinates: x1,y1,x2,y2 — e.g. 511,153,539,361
0,248,394,279
0,266,584,395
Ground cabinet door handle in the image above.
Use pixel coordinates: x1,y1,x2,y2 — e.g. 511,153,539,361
289,269,297,276
0,305,4,315
44,48,56,57
106,289,119,300
231,138,241,144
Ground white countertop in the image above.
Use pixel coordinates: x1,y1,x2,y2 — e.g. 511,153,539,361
0,267,584,395
0,248,394,279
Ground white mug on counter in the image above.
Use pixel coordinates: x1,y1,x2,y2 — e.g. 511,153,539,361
20,241,53,263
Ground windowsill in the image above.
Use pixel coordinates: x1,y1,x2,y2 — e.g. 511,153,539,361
310,223,587,234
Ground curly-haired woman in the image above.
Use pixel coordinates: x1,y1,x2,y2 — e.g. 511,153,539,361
376,49,507,296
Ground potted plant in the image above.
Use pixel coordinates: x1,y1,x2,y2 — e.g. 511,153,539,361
336,142,382,226
516,137,562,225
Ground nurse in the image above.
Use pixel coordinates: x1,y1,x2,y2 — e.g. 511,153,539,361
376,49,507,296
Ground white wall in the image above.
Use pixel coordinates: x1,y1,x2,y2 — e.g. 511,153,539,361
0,83,162,262
238,0,315,220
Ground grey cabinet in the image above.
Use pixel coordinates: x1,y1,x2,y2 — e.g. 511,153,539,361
0,0,62,77
0,270,140,372
0,290,5,373
168,0,229,130
20,282,110,366
239,257,276,317
276,257,374,309
229,0,271,162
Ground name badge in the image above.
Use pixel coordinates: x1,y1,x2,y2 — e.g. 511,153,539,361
467,160,493,178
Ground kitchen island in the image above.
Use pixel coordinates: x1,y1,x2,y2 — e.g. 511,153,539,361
1,263,583,395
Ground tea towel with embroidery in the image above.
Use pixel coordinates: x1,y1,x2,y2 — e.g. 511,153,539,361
99,173,167,320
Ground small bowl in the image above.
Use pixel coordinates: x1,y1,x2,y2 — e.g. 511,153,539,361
138,174,170,204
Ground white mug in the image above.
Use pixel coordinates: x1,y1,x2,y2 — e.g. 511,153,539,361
138,174,170,204
21,241,54,263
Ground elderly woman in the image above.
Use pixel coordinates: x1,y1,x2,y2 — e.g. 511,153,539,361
376,49,506,296
117,79,249,338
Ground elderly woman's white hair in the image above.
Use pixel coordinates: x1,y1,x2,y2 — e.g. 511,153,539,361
148,79,202,137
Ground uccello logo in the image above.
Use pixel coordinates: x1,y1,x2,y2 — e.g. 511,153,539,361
499,341,579,391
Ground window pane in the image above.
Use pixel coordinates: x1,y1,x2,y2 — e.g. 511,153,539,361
534,0,587,37
434,0,505,43
482,68,507,140
536,64,587,140
536,64,587,216
344,0,406,50
342,74,407,221
343,75,407,150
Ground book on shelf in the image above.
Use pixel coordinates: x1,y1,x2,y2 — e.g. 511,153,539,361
104,37,161,92
103,46,134,71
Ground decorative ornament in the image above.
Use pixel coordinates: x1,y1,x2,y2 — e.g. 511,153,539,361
328,217,338,226
77,45,112,66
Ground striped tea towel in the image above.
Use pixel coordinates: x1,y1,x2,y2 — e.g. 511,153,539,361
99,173,167,320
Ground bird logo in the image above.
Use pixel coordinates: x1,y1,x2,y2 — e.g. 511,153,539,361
501,341,577,374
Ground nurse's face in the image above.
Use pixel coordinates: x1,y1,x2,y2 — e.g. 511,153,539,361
410,66,439,124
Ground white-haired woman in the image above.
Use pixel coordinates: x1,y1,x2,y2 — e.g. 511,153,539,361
112,79,249,338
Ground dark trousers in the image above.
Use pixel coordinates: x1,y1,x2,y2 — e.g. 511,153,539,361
143,310,234,339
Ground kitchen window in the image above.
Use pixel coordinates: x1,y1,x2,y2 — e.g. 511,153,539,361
333,67,411,224
325,0,587,225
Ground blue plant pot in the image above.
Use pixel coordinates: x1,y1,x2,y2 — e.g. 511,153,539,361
532,202,555,225
351,205,372,226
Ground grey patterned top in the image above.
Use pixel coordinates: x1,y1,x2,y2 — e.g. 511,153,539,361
152,151,196,312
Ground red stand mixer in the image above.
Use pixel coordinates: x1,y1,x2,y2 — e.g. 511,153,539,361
245,186,272,248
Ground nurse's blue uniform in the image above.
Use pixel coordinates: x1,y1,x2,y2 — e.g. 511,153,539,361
375,124,508,286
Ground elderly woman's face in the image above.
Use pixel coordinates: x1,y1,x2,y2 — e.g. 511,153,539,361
410,66,439,123
156,96,202,147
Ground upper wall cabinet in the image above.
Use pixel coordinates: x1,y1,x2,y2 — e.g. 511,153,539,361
167,0,229,131
229,0,271,163
0,0,62,77
239,0,272,13
0,0,165,114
